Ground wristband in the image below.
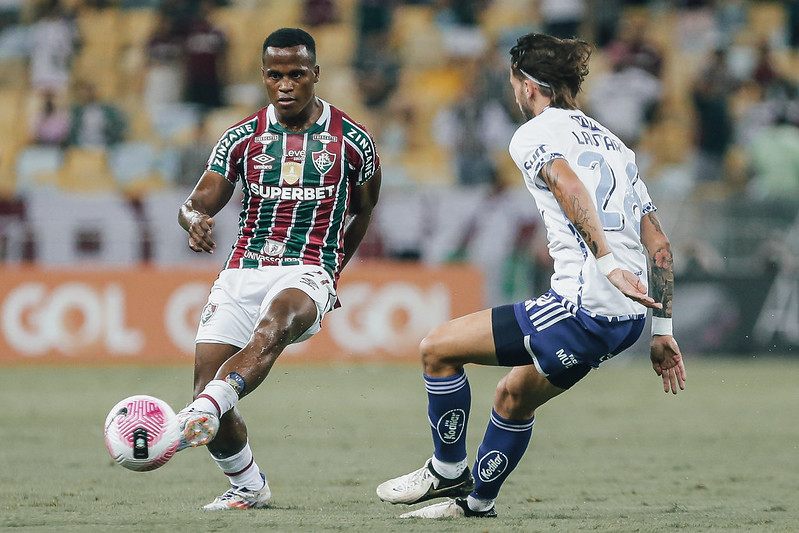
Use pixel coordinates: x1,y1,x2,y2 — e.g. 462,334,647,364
596,253,620,276
651,317,673,336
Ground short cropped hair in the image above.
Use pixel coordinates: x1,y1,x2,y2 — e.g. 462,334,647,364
510,33,592,110
262,28,317,64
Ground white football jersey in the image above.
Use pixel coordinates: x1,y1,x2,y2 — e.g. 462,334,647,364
509,107,656,318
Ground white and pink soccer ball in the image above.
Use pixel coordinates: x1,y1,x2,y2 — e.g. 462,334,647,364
104,395,180,472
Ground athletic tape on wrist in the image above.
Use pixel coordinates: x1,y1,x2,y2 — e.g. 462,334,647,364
651,317,673,336
596,253,620,276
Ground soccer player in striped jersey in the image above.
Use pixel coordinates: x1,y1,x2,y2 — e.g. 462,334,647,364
176,28,381,510
376,33,685,519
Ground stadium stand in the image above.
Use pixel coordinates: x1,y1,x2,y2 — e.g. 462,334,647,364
0,0,794,287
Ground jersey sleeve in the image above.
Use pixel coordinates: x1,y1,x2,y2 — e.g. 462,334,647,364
629,161,657,218
206,116,259,185
342,119,380,186
509,126,566,189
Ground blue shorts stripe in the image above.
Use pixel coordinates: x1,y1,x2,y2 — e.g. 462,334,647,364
492,289,645,389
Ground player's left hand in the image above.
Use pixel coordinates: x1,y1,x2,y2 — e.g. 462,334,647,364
650,335,686,394
606,269,662,310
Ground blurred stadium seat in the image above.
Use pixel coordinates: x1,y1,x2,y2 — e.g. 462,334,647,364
58,147,116,192
14,145,63,193
108,141,165,196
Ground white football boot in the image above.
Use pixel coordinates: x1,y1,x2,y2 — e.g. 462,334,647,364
400,498,497,519
176,408,219,451
203,474,271,510
376,458,474,505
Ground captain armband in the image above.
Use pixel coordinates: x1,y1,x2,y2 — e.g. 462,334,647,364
651,317,673,336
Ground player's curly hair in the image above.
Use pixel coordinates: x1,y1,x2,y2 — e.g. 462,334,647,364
510,33,592,110
263,27,317,64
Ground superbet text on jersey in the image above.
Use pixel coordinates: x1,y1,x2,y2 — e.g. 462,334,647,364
206,99,379,283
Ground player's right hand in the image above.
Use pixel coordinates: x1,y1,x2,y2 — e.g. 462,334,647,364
606,269,662,310
187,213,216,254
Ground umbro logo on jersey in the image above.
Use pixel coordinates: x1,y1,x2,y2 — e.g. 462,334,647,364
253,153,275,170
255,133,280,144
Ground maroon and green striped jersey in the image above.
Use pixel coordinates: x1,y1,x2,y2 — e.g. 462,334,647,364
206,99,380,282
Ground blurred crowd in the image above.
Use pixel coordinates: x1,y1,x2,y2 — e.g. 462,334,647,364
0,0,798,305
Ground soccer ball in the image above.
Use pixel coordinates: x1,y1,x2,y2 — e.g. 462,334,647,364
104,395,180,472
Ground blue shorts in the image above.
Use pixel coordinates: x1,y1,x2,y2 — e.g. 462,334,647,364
492,290,645,389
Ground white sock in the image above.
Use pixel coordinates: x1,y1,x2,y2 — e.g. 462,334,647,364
212,442,265,491
191,380,239,417
431,456,469,479
467,494,495,512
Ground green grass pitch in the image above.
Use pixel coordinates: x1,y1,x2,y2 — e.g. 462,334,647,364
1,356,797,532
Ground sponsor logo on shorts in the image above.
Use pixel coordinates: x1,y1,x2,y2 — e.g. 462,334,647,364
436,409,466,444
299,276,319,290
200,302,217,325
477,450,508,483
556,348,578,368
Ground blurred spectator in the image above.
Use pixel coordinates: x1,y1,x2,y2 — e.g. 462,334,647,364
177,117,215,189
181,1,227,111
589,0,621,48
434,0,490,59
587,62,661,149
691,48,738,184
29,90,70,146
605,16,664,78
28,0,80,97
472,45,522,122
355,0,395,39
143,11,185,116
714,0,747,48
751,40,798,111
790,0,799,48
746,113,799,201
537,0,585,39
353,32,400,111
68,81,127,148
432,83,515,186
303,0,338,26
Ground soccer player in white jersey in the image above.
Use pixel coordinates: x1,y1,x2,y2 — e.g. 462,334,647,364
175,28,381,510
376,32,684,519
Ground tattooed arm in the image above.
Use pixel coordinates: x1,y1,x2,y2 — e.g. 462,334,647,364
640,211,686,394
540,158,659,309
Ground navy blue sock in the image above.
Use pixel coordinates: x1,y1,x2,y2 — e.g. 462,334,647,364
424,371,471,463
471,409,534,500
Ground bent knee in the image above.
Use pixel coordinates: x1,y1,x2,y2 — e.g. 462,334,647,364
494,376,538,419
419,328,459,375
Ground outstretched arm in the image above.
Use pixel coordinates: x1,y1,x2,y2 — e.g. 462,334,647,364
179,170,235,254
640,211,686,394
540,158,659,309
341,168,382,269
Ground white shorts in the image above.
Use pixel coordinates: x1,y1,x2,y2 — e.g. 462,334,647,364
196,265,337,348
